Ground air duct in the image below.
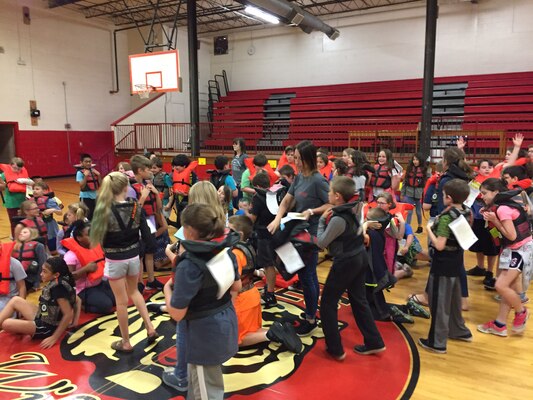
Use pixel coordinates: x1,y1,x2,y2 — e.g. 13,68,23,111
240,0,340,40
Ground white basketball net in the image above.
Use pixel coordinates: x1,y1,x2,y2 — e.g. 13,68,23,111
134,84,154,99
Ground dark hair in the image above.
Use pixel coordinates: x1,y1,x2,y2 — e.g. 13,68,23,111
172,154,191,167
214,155,229,170
130,154,151,173
367,206,387,220
181,203,225,240
481,177,509,193
405,152,428,183
34,182,50,190
228,215,253,241
71,219,90,242
252,172,270,189
333,159,348,176
284,145,295,154
317,147,329,155
80,153,92,162
502,165,526,180
477,158,494,168
233,138,246,155
330,176,355,202
442,179,470,204
150,157,163,168
443,148,473,177
351,150,372,176
30,175,43,180
144,151,155,159
377,149,395,169
278,164,295,177
296,140,317,172
253,154,268,168
317,153,329,166
45,256,76,288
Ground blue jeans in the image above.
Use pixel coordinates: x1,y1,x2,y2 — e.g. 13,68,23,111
404,195,422,226
298,249,320,319
174,321,187,380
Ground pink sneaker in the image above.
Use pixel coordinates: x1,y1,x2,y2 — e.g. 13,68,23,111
512,308,529,334
477,320,508,337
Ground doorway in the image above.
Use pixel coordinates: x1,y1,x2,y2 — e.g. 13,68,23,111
0,122,17,163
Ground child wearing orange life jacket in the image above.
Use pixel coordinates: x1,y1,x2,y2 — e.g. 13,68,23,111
401,153,428,234
12,227,46,292
76,153,101,220
276,145,296,173
317,152,333,182
15,200,48,248
62,220,114,315
167,154,198,229
241,154,276,202
477,178,532,337
369,149,401,201
0,242,27,311
33,182,62,255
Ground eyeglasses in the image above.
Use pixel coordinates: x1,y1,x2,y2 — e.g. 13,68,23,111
376,202,389,205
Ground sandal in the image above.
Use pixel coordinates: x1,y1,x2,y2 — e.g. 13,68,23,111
408,294,429,307
147,332,160,345
111,340,134,353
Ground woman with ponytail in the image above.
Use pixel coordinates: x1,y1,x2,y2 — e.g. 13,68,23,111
90,172,158,353
0,256,76,348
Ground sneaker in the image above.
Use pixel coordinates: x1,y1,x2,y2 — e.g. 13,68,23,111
494,294,529,304
146,302,164,314
260,292,277,308
482,271,494,286
483,277,496,291
137,282,145,293
477,320,508,337
162,369,188,392
417,338,446,354
325,349,346,361
416,226,423,234
353,344,386,355
390,305,414,324
449,334,473,342
512,308,529,333
295,319,318,336
406,299,431,319
267,322,303,353
466,265,487,276
146,278,164,291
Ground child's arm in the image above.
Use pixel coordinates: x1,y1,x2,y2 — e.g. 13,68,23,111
426,221,448,251
482,211,517,241
395,213,406,239
317,212,345,250
164,281,188,322
399,233,414,255
40,298,73,349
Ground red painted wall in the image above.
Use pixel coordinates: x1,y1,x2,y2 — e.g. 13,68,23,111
15,130,114,177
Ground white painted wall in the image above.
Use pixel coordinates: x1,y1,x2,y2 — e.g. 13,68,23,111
210,0,533,91
0,0,131,131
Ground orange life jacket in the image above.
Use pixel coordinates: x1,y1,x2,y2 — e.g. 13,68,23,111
0,164,29,193
132,182,158,216
369,164,392,189
12,240,39,272
364,201,414,220
277,153,296,172
172,160,199,196
244,158,278,186
61,237,105,283
320,162,334,182
0,242,16,295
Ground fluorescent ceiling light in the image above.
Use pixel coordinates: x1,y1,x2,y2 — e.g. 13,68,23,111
245,5,280,24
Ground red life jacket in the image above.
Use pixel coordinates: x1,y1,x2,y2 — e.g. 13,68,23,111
172,160,199,196
370,164,392,189
132,182,158,216
0,164,29,193
244,158,278,186
79,168,99,192
34,195,55,222
12,240,39,272
61,237,105,283
406,166,425,188
20,218,48,245
0,242,16,295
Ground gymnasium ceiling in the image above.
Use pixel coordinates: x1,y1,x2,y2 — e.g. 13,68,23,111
48,0,424,35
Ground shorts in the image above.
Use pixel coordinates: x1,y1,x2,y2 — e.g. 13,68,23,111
33,319,56,339
256,238,276,268
469,218,500,256
104,256,141,280
499,241,533,291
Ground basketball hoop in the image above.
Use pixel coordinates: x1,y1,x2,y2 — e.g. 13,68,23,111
134,84,155,99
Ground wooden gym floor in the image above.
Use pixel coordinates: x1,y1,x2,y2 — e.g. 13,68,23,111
0,177,532,400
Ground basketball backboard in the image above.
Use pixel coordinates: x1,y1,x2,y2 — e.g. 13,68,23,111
129,50,180,94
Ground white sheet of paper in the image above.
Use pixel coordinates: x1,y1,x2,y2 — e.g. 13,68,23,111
147,215,157,234
464,181,480,208
266,191,279,215
448,214,478,250
280,212,307,225
275,242,305,274
206,248,235,299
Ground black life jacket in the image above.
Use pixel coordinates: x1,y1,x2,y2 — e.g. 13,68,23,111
328,202,365,259
152,172,170,200
80,168,99,192
492,189,532,247
20,218,48,246
407,166,425,188
132,182,158,216
179,232,239,320
12,241,40,273
103,201,141,255
209,169,231,190
36,278,76,326
430,206,472,252
233,241,256,292
370,164,392,189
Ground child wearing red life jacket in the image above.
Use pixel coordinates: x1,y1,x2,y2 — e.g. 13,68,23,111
477,178,532,337
375,192,406,275
75,153,101,220
369,149,401,201
33,182,62,255
62,220,114,315
15,200,48,248
401,153,428,234
12,227,46,292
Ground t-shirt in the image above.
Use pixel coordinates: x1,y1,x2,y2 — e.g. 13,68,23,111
251,192,275,239
430,213,463,277
403,223,420,245
76,170,97,199
171,257,239,365
496,205,532,249
0,258,27,311
232,154,248,185
0,173,26,209
241,169,252,201
224,175,237,211
288,172,330,235
64,250,99,294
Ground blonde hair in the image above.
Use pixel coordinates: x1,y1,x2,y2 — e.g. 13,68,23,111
67,202,89,221
188,181,226,222
181,203,224,240
20,200,37,216
90,172,128,246
19,227,39,242
117,161,132,171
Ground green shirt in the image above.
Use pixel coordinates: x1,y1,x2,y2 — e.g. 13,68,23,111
1,173,26,209
241,169,252,201
435,214,453,239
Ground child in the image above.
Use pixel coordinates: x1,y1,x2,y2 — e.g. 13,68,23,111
369,149,401,201
168,154,198,228
56,202,89,256
502,165,532,190
0,242,27,311
163,203,241,399
62,220,115,315
0,257,76,348
76,153,101,220
375,192,405,274
318,176,385,361
477,178,532,337
90,172,158,352
32,182,62,255
15,200,48,247
12,227,47,292
317,152,333,181
418,179,473,354
241,154,276,201
401,153,427,233
234,198,251,216
150,157,172,218
332,159,348,177
276,145,296,173
395,222,425,279
347,150,374,201
229,215,302,353
154,211,171,270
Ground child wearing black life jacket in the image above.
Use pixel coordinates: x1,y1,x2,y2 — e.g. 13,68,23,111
12,227,46,292
0,256,76,349
33,182,62,255
76,153,101,220
163,203,241,399
15,200,48,248
63,220,115,315
318,177,385,361
90,172,158,353
369,149,401,201
477,178,532,337
419,179,473,354
401,153,427,233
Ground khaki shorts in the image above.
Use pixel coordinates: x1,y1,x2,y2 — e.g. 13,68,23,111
499,241,533,291
104,257,141,280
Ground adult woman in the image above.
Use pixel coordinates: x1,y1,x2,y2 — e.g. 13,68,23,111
268,140,330,335
232,138,248,208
